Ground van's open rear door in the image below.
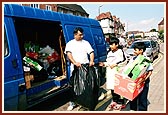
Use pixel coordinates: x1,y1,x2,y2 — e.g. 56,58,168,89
4,17,25,111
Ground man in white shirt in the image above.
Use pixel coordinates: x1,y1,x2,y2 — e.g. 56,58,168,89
65,27,94,110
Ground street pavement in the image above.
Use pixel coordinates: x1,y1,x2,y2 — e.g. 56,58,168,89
147,43,165,112
147,52,165,112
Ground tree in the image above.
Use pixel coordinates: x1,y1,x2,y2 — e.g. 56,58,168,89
158,30,164,41
150,28,157,32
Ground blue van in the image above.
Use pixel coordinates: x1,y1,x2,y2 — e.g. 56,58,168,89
3,4,107,111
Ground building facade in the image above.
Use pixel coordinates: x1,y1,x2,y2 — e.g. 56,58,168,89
21,4,89,17
96,12,125,41
158,18,164,31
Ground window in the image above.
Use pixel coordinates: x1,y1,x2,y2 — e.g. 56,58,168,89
130,41,151,48
30,4,39,9
4,29,9,56
76,12,81,16
144,41,151,48
67,10,73,15
57,8,64,13
151,41,156,48
46,5,52,11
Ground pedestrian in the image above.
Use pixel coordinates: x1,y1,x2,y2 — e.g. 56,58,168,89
128,42,153,111
118,35,127,48
65,27,94,111
99,37,126,110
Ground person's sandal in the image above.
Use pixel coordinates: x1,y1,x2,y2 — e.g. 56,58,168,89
113,104,126,110
109,102,117,109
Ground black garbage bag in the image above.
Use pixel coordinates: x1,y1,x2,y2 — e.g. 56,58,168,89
30,68,48,82
47,60,63,77
70,64,87,96
70,64,99,110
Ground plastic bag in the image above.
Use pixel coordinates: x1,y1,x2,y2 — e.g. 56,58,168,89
70,64,99,110
47,60,63,77
70,64,87,95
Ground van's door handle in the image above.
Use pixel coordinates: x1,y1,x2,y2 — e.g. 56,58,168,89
19,83,26,92
12,59,18,68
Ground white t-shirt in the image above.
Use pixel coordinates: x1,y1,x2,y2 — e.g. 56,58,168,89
105,49,126,66
105,49,126,90
65,39,94,75
65,39,94,64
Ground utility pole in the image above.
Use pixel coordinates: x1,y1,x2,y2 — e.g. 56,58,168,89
127,22,128,32
98,5,103,15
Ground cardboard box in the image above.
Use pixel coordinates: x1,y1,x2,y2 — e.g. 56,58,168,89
24,72,33,89
24,71,30,76
25,74,30,82
29,75,34,81
24,72,34,82
114,73,147,101
26,81,31,89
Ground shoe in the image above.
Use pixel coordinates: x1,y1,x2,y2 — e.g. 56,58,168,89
98,92,105,100
67,105,74,111
106,90,112,99
109,102,117,109
113,103,127,111
78,106,89,111
107,90,111,95
113,104,123,110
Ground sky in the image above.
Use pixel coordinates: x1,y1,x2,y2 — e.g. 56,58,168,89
79,2,165,32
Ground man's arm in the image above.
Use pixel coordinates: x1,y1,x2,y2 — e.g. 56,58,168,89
89,51,94,66
66,52,81,67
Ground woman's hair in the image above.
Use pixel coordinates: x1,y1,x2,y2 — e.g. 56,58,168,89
109,37,119,45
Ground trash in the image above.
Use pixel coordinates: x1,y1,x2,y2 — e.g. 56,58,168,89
23,56,43,71
39,45,54,55
47,51,60,63
122,55,151,80
26,52,38,59
70,64,99,110
47,60,62,76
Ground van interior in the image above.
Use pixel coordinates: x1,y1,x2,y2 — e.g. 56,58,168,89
13,17,68,101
